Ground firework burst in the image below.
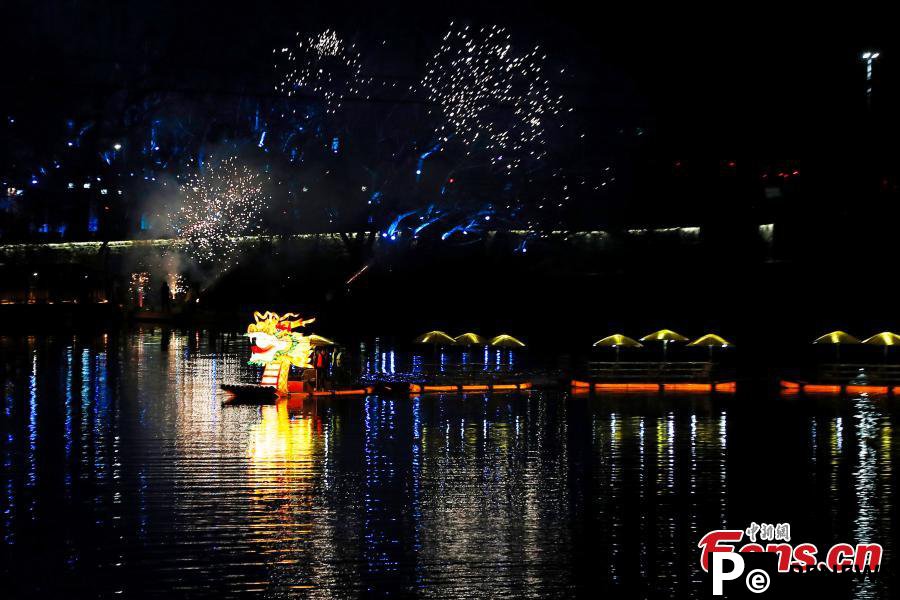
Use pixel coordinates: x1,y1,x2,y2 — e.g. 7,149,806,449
172,158,269,268
274,29,364,114
420,23,565,169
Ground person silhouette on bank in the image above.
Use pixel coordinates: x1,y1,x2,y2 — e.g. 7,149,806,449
160,281,171,313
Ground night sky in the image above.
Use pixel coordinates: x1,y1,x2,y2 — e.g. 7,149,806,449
6,2,895,152
4,1,900,242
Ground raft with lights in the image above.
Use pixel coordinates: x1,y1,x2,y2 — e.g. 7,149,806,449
383,331,535,395
221,311,371,401
780,331,900,396
568,330,738,395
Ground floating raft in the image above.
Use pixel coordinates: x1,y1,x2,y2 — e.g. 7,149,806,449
780,380,895,395
408,382,532,394
570,380,736,393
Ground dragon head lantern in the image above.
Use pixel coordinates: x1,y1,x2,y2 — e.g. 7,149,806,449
244,311,316,393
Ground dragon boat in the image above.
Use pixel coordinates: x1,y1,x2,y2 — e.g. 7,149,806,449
221,311,371,401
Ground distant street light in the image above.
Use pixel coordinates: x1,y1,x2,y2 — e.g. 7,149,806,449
861,51,880,106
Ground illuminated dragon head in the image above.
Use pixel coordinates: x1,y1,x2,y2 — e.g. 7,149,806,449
244,311,315,368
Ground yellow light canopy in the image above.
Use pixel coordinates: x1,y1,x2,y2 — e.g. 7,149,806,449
813,331,860,345
489,334,526,348
308,334,336,347
862,332,900,346
687,334,734,348
414,330,457,345
454,332,487,345
593,334,643,348
640,329,689,343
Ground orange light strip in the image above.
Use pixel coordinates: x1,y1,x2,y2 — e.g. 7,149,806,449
594,383,660,392
308,388,371,396
584,381,736,394
665,383,712,392
802,384,842,394
781,382,890,395
571,380,591,388
846,385,889,394
411,382,534,394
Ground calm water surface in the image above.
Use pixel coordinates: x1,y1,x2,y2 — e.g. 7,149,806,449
0,329,896,598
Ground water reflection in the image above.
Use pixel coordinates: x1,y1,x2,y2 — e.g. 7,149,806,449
0,331,896,598
360,341,520,383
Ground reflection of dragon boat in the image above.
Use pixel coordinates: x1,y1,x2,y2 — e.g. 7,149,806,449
221,311,371,401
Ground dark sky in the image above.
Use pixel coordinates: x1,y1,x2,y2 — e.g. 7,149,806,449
3,1,897,157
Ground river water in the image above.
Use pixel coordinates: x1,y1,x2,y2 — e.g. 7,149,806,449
0,329,895,598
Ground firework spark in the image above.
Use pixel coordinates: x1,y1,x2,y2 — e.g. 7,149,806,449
274,29,364,114
420,23,565,169
129,272,150,308
172,158,269,267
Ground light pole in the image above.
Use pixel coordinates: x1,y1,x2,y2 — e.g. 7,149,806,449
861,51,880,107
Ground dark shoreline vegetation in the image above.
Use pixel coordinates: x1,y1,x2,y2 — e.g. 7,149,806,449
4,227,900,372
